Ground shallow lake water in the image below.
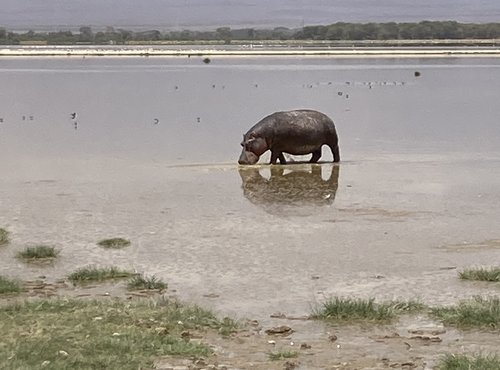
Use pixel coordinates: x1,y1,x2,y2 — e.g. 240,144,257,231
1,55,500,326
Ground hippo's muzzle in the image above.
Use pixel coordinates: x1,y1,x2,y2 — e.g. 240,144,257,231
238,150,259,165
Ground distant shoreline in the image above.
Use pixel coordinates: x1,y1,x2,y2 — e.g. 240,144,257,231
2,44,500,57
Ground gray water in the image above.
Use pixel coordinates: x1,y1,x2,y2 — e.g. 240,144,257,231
1,56,500,320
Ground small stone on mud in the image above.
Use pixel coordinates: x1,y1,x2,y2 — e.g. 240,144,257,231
193,359,207,367
267,340,276,345
265,325,294,336
300,343,312,349
284,361,299,370
41,361,51,367
57,350,69,356
311,275,320,280
409,335,442,342
328,334,338,342
270,312,287,318
203,293,220,298
401,361,416,368
408,325,446,336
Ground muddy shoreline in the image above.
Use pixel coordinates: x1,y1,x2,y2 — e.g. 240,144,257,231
2,277,499,370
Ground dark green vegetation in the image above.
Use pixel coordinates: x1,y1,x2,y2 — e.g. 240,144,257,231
68,266,136,283
314,296,500,329
0,276,21,295
459,267,500,282
437,353,500,370
97,237,131,249
127,274,167,291
16,245,59,261
312,297,425,323
431,296,500,329
0,298,237,369
269,350,299,361
0,228,9,246
3,21,500,45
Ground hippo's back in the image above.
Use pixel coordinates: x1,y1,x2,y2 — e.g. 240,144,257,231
271,109,336,135
266,110,337,152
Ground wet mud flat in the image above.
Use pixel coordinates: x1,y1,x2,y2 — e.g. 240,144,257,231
1,157,500,368
1,56,500,367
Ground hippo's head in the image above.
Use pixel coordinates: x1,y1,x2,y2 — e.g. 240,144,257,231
238,133,268,165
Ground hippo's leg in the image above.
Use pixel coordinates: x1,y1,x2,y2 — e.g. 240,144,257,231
310,149,322,163
329,144,340,162
270,151,286,164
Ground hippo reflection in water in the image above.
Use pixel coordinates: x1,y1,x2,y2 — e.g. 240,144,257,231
238,109,340,165
239,164,340,216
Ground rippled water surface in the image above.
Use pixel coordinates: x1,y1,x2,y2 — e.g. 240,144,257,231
1,56,500,320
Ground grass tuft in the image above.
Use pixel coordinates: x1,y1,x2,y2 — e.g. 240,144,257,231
312,297,394,322
0,298,236,369
127,274,167,291
68,266,136,283
269,350,299,361
0,276,21,295
17,245,59,260
312,297,426,323
437,353,500,370
97,238,131,249
387,299,427,313
431,296,500,328
459,267,500,282
0,228,10,246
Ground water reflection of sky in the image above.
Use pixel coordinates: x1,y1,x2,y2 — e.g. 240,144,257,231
1,57,500,165
1,56,500,318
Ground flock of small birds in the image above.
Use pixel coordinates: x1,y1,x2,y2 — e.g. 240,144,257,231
0,71,421,129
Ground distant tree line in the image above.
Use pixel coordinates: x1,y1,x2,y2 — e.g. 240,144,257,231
2,21,500,45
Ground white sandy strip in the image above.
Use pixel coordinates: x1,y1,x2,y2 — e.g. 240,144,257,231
2,46,500,57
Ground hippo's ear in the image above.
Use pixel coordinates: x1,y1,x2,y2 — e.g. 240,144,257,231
248,136,267,156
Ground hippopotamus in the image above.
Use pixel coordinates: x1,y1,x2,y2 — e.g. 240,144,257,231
238,109,340,165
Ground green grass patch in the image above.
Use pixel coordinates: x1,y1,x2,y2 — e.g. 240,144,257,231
0,298,237,369
312,297,426,323
68,266,136,283
431,296,500,329
0,276,21,295
0,228,10,246
17,245,59,261
127,274,167,291
437,353,500,370
269,350,299,361
97,238,131,249
459,267,500,282
387,299,427,313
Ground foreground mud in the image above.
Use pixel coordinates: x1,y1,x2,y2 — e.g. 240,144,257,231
1,279,498,370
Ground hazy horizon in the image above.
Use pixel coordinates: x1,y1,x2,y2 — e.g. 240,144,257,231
2,0,500,32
